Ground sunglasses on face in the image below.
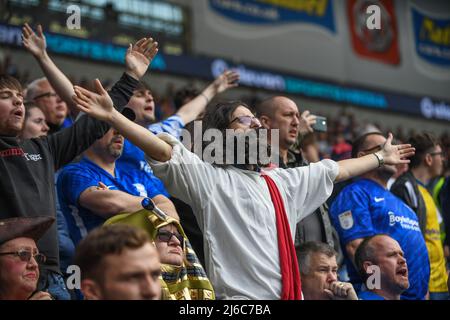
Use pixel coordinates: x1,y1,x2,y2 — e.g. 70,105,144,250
230,115,261,127
156,230,184,248
0,248,46,264
33,92,58,100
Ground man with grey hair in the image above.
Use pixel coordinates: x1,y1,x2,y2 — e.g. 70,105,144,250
26,77,70,134
355,234,409,300
298,241,357,300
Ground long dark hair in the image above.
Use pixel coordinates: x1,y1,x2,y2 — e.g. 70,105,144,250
202,100,249,132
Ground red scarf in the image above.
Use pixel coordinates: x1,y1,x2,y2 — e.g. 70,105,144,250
262,174,302,300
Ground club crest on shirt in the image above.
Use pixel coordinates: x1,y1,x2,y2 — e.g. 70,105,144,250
338,210,354,230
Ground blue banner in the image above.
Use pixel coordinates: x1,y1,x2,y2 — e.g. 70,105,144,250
412,7,450,67
209,0,335,33
2,22,449,122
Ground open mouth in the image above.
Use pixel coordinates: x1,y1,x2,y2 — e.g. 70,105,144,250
13,109,24,118
396,268,408,278
112,138,123,146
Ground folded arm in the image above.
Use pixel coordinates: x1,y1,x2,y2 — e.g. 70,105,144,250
79,187,145,219
79,188,178,220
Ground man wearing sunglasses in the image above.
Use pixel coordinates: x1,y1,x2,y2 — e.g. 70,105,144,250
391,133,449,300
0,216,55,300
329,132,430,300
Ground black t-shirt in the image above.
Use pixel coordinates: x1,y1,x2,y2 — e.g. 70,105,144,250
0,73,138,274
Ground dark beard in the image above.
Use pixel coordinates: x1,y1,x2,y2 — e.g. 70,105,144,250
201,128,276,170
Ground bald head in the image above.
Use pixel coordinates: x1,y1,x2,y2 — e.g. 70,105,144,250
255,96,300,151
255,96,296,119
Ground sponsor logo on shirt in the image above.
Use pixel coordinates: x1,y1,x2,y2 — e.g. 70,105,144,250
23,153,42,161
0,147,24,157
388,211,420,231
1,148,42,161
338,211,354,230
133,183,148,197
374,197,385,202
140,161,153,174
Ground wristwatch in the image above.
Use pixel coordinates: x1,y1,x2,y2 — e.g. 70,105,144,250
373,152,384,167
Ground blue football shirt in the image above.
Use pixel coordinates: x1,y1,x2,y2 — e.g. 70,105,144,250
117,115,185,197
57,157,163,245
358,290,385,300
330,179,430,300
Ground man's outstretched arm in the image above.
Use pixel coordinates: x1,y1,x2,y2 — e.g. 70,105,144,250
73,79,173,162
335,135,415,182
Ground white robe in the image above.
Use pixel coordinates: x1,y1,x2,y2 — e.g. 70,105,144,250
147,133,339,299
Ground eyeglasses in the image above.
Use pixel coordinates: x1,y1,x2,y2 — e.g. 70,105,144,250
156,230,184,248
230,115,261,128
428,151,445,158
0,249,46,264
33,92,58,100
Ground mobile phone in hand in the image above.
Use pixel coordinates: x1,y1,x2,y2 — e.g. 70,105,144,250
312,116,327,132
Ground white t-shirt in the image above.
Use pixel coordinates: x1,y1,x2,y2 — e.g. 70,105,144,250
147,133,339,299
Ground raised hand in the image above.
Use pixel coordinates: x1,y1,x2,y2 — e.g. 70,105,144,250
380,133,415,165
125,37,159,80
299,110,317,135
211,70,240,94
72,79,115,122
22,23,47,59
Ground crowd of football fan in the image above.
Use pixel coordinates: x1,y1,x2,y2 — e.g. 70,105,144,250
0,24,449,300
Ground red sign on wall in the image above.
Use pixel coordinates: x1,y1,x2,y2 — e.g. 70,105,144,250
348,0,400,65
